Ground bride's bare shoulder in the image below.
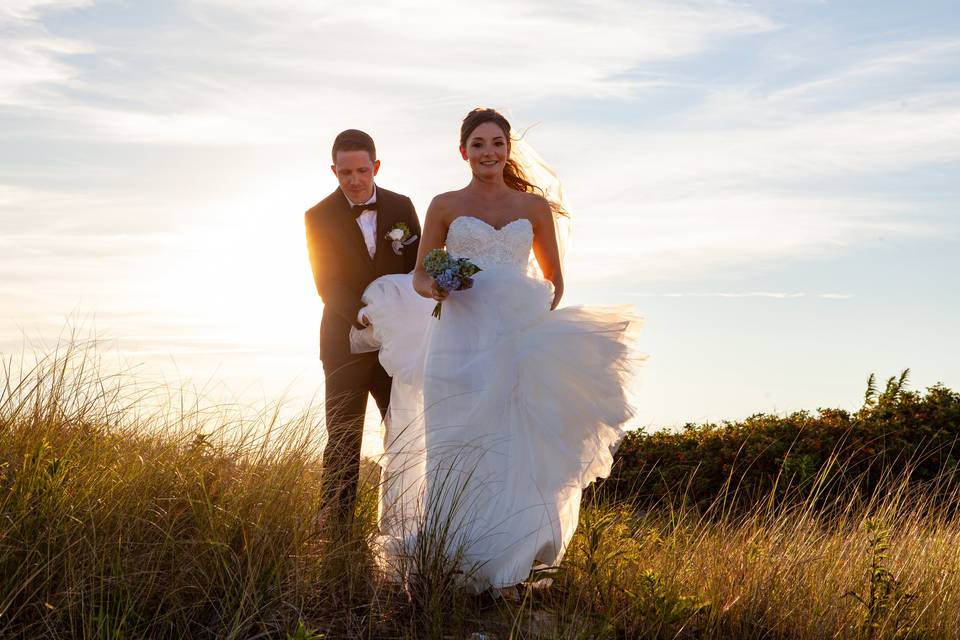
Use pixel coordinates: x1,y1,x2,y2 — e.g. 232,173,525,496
426,190,467,225
430,190,465,204
514,190,548,207
516,191,552,224
427,190,457,209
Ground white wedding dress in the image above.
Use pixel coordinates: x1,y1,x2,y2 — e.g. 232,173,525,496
355,214,640,591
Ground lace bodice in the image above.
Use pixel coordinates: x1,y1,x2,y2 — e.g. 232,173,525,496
445,216,533,271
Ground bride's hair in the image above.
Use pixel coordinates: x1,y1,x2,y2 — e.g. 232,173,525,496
460,108,568,217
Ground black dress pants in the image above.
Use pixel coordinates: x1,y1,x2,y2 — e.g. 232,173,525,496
321,352,391,527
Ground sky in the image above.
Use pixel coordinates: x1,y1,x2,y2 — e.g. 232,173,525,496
2,0,958,446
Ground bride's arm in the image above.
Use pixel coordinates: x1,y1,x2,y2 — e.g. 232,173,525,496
412,196,450,301
531,197,564,309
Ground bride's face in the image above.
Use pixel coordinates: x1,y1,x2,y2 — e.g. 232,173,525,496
461,122,509,180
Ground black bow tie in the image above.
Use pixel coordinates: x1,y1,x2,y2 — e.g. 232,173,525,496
351,202,379,217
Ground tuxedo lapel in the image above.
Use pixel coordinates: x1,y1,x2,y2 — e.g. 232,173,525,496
374,191,394,272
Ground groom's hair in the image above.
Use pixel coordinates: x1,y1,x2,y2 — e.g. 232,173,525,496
332,129,377,162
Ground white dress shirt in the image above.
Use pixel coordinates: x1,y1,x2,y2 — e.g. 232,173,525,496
346,187,377,325
347,187,378,260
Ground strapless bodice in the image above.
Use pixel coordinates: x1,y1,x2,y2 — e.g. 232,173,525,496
445,215,533,271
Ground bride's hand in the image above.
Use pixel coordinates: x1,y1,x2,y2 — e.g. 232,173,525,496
550,281,563,310
431,283,449,302
413,270,447,300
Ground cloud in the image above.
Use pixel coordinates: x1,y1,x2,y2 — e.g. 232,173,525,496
0,35,90,105
563,191,937,283
0,0,90,21
565,90,960,203
0,1,92,105
763,39,960,108
541,38,960,282
191,0,777,95
628,292,853,299
3,1,958,289
1,0,777,140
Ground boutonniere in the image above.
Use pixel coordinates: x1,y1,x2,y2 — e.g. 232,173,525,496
385,222,418,255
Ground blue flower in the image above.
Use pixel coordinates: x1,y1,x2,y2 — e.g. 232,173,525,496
435,268,461,292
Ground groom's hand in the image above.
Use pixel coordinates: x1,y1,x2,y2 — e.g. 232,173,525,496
357,307,372,327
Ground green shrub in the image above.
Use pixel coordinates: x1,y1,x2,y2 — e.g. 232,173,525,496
602,372,960,513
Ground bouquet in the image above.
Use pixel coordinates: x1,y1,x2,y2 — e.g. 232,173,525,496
423,248,482,319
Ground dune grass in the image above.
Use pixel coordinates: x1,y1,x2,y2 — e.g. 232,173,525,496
1,341,958,639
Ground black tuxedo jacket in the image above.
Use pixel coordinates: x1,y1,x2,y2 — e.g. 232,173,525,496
305,186,421,366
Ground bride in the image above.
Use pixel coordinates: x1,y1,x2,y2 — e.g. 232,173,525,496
354,107,641,593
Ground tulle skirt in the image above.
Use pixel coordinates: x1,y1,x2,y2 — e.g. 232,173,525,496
356,265,642,591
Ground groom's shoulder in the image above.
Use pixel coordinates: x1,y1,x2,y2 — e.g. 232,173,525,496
304,189,343,222
376,186,413,207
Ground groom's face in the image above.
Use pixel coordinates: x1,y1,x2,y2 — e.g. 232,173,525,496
331,150,380,204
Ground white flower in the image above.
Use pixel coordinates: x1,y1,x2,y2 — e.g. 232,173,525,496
388,228,405,241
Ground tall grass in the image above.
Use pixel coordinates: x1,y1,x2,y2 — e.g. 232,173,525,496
2,341,958,638
556,458,960,640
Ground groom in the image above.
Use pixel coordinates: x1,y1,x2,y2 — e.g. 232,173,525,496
304,129,421,528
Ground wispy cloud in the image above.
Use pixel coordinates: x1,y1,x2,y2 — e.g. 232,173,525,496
564,191,936,282
2,8,957,283
629,292,852,299
2,0,777,141
551,36,960,281
818,293,853,299
572,90,960,201
191,0,777,96
763,38,960,108
6,5,957,288
0,1,91,105
1,0,90,21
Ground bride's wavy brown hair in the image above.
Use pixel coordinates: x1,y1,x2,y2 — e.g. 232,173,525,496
459,108,568,217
